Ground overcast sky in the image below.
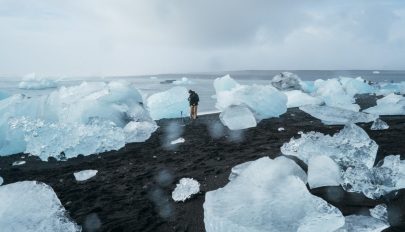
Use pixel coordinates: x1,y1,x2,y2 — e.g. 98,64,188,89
0,0,405,77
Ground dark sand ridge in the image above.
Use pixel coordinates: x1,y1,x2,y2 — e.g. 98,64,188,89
0,95,405,232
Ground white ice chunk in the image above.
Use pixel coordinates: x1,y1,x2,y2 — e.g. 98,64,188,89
0,181,81,232
18,73,57,90
278,127,285,131
370,204,388,222
204,156,344,232
300,105,377,125
12,160,26,166
74,170,98,181
339,77,375,96
123,121,158,143
147,86,189,120
228,161,254,181
370,119,389,130
284,90,323,108
219,105,257,130
170,137,185,145
213,74,240,92
338,215,389,232
281,124,378,169
364,94,405,115
308,155,342,189
270,72,303,91
0,176,3,186
172,178,200,202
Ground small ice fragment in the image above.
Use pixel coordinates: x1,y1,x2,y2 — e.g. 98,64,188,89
172,178,200,202
308,155,342,189
278,127,285,131
373,71,380,74
0,176,3,186
12,161,26,166
371,119,389,130
370,204,388,222
170,137,185,145
74,170,98,181
338,215,389,232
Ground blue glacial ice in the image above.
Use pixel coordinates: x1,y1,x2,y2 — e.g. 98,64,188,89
307,155,342,189
18,73,58,90
219,105,257,130
146,86,189,120
364,93,405,116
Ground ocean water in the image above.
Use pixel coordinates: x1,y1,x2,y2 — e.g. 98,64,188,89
1,70,404,112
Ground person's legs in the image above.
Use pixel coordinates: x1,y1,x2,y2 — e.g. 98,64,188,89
190,105,193,119
194,105,198,119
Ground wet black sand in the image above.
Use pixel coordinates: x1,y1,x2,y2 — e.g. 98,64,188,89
0,95,405,231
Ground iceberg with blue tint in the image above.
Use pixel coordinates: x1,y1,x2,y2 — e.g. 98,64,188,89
364,93,405,115
219,105,257,130
18,73,57,90
147,86,189,120
285,90,323,108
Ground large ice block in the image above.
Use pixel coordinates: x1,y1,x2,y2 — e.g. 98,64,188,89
285,90,323,108
219,105,257,130
147,86,189,120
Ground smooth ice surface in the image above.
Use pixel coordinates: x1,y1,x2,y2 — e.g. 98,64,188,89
308,155,341,189
172,178,200,202
284,90,323,108
300,105,377,125
0,176,3,186
371,119,389,130
338,215,389,232
204,156,344,232
343,155,405,199
18,73,57,90
270,72,303,91
214,75,287,121
0,181,81,232
0,81,157,160
219,105,257,130
364,94,405,115
170,137,185,145
12,160,26,166
147,86,189,120
281,124,378,169
74,170,98,181
370,204,388,222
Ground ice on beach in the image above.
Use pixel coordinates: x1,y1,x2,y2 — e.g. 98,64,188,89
375,82,405,95
370,204,388,222
219,105,257,130
270,72,303,91
308,155,342,189
0,176,3,186
370,119,389,130
204,156,344,232
0,181,81,232
172,178,200,202
0,81,157,160
284,90,323,108
74,170,98,181
214,75,287,121
281,124,378,169
170,137,185,145
173,77,193,85
18,73,57,90
364,93,405,115
12,160,26,166
278,127,285,131
147,86,189,120
338,215,389,232
299,105,377,125
342,155,405,199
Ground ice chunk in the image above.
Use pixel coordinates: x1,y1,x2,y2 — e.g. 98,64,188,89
147,86,189,120
284,90,323,108
270,72,303,91
12,160,26,166
204,156,344,232
370,204,388,222
0,181,81,231
74,170,98,181
214,75,287,121
376,82,405,95
338,215,389,232
364,94,405,115
0,176,3,186
172,178,200,202
228,161,254,181
170,137,185,145
0,91,10,101
373,71,380,74
370,119,389,130
173,77,194,85
308,155,342,189
278,127,285,131
219,105,257,130
18,73,57,90
123,121,158,143
281,124,378,169
339,77,375,96
300,105,378,125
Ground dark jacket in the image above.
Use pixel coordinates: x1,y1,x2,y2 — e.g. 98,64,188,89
188,91,199,106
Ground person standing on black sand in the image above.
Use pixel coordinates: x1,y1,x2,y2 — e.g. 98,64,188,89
188,90,199,120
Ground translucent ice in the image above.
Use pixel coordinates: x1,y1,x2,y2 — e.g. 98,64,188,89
213,74,240,93
18,73,57,90
147,86,189,120
204,156,344,232
219,105,257,130
370,119,389,130
270,72,303,91
74,170,98,181
284,90,323,108
370,204,388,222
172,178,200,202
0,181,81,232
337,215,389,232
308,155,342,189
12,160,26,166
281,124,378,169
300,105,377,125
170,137,185,145
364,94,405,115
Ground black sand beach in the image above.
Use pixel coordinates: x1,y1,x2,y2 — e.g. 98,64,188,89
1,95,405,232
